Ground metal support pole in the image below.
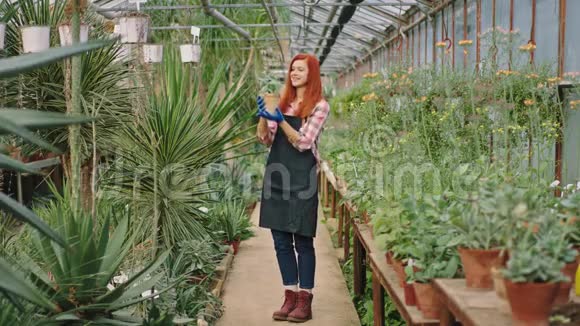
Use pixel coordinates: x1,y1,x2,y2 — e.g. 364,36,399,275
200,0,252,41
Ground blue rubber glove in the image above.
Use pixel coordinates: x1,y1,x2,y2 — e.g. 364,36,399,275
256,96,284,123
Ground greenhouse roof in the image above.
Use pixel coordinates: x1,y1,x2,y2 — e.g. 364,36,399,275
92,0,431,75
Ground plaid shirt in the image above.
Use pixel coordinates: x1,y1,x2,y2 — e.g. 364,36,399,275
257,99,330,169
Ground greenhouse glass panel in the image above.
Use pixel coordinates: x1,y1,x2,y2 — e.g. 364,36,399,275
512,0,533,68
416,24,421,67
535,0,559,72
466,0,477,69
454,0,464,71
495,0,511,70
565,0,580,74
436,11,443,68
426,19,433,65
563,88,580,187
480,0,494,65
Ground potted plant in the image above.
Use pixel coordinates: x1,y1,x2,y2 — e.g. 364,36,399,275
58,0,89,46
173,239,223,285
502,213,576,325
451,182,511,289
21,22,51,53
259,75,282,113
143,43,163,63
0,0,17,50
212,201,254,255
408,245,460,319
118,11,150,43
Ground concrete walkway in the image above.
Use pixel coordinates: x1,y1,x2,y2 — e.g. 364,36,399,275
216,202,360,326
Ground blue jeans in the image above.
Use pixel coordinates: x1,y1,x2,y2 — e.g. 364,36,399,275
271,229,316,289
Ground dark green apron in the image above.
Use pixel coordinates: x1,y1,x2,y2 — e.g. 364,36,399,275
259,115,319,238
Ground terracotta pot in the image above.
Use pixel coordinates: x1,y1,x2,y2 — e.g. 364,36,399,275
392,258,406,287
228,239,241,255
413,282,443,319
504,280,559,326
263,93,280,113
404,282,417,306
458,247,502,289
385,251,393,265
554,261,579,306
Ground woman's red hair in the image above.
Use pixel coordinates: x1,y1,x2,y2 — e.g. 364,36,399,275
279,53,323,119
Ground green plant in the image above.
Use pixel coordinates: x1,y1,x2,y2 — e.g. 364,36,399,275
211,200,254,243
171,239,224,278
502,213,576,283
103,49,254,250
259,75,282,94
559,191,580,245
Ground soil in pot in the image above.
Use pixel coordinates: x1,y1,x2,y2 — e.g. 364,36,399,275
413,282,443,319
458,247,502,289
504,279,559,326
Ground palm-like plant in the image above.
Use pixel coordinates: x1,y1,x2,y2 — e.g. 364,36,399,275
103,48,255,250
3,0,135,160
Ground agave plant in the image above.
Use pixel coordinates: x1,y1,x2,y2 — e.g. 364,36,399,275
1,188,177,324
103,48,255,250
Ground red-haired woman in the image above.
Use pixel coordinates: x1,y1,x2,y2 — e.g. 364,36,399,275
256,53,330,323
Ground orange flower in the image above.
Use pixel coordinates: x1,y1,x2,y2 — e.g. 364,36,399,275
570,100,580,110
524,99,535,106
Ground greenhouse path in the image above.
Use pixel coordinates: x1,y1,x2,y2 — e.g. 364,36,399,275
216,202,360,326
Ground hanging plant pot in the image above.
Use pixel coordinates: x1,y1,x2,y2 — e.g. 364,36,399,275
118,14,150,43
180,44,201,63
504,280,559,325
21,26,51,53
0,23,5,50
458,247,502,289
142,44,163,63
58,24,89,46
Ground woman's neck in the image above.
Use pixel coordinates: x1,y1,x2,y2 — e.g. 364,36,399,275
295,87,306,102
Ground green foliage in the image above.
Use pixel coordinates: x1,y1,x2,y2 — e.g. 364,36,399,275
103,49,254,250
210,200,254,242
259,75,283,94
171,239,225,278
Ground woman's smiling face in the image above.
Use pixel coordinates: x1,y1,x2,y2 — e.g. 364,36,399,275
290,59,309,88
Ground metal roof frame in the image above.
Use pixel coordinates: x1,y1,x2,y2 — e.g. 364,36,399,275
92,0,424,74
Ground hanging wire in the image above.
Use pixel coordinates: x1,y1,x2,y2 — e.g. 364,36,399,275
260,0,286,64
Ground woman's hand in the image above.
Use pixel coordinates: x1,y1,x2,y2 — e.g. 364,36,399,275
256,96,284,123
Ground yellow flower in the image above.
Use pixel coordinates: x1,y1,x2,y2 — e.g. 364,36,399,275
526,73,539,79
458,39,473,46
363,72,379,79
519,43,536,52
362,92,378,102
570,100,580,110
435,41,447,48
524,99,535,106
392,73,398,79
548,77,561,85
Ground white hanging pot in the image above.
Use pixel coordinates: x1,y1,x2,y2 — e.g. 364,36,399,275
0,23,5,50
58,24,89,46
118,15,150,43
142,44,163,63
180,44,201,63
21,26,51,53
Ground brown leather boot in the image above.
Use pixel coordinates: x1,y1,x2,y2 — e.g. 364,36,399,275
272,290,298,321
287,290,313,323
